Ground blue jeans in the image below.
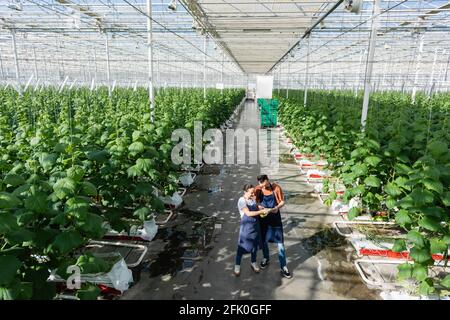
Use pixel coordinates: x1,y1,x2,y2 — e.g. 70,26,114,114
235,246,257,265
262,242,287,269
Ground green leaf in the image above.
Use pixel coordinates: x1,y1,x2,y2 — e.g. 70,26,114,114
366,139,380,150
4,174,25,187
134,182,153,196
407,230,426,248
418,216,442,232
0,256,21,286
76,253,112,274
87,150,109,163
422,179,443,194
54,143,67,154
5,229,34,245
15,281,33,300
38,153,57,172
76,284,100,300
395,209,412,226
51,230,84,254
134,207,152,221
397,263,413,280
53,178,77,200
421,207,443,219
430,238,447,254
0,192,22,209
443,234,450,245
348,207,360,221
394,176,410,189
384,182,403,197
392,239,407,252
412,264,428,282
0,213,19,234
0,278,32,300
441,275,450,289
418,278,435,295
81,182,97,197
352,164,368,177
441,191,450,207
67,166,85,182
135,158,153,173
66,197,90,213
423,166,440,180
385,197,397,209
127,165,142,178
30,137,40,146
76,213,105,239
364,156,382,167
410,188,434,206
24,192,48,214
427,141,448,157
12,184,31,197
128,141,145,154
394,163,412,175
364,176,381,188
410,247,432,264
132,130,141,141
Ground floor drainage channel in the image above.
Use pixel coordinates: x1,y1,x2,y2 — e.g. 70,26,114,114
146,209,216,277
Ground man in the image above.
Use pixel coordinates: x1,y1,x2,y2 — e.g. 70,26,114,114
255,174,292,278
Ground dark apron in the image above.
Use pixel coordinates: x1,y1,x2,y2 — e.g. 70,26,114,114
238,200,263,253
259,184,284,244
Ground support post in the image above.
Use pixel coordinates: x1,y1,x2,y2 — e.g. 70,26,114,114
411,34,424,103
203,35,207,99
59,76,69,92
69,79,77,90
428,48,438,95
146,0,155,122
221,52,224,94
105,32,111,96
11,30,21,91
93,47,98,80
0,48,4,79
286,60,290,99
278,66,281,95
33,46,38,79
360,0,380,130
90,77,95,91
157,56,160,90
304,35,310,106
24,74,34,91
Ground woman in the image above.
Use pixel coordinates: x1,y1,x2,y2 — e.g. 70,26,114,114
234,184,269,276
255,174,292,279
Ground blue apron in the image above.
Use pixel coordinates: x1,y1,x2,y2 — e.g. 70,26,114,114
259,184,284,244
238,199,263,253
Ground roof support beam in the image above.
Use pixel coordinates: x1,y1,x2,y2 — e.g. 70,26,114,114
267,0,344,73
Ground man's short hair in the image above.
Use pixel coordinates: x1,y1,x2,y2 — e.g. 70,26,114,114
257,174,269,183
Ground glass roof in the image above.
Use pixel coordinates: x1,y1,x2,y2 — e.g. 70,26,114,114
0,0,449,92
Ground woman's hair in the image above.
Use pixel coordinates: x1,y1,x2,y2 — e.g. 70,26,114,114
257,174,269,183
242,184,254,191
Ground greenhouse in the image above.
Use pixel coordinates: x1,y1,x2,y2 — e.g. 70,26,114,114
0,0,449,302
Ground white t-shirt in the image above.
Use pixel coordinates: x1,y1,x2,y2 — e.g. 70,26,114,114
237,197,256,218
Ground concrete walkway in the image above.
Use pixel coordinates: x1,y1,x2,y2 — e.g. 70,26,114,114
121,100,379,300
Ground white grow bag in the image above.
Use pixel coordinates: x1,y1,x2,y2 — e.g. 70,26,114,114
179,172,197,187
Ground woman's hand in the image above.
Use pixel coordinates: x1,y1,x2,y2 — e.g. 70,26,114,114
259,209,270,218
